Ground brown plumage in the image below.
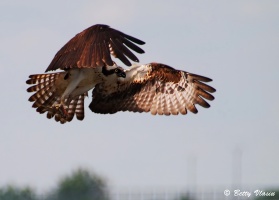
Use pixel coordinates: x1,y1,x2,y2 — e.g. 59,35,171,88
26,24,216,124
90,63,216,115
27,24,145,124
45,24,145,72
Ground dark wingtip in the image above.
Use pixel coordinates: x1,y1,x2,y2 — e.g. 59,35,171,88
27,87,32,93
123,33,145,45
211,88,217,93
136,40,145,45
76,115,85,120
138,49,145,54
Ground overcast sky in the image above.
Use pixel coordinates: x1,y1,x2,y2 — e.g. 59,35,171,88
0,0,279,194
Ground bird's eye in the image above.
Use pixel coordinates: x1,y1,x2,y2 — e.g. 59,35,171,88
115,69,118,73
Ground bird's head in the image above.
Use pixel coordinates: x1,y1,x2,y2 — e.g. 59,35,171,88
114,67,126,78
102,66,126,78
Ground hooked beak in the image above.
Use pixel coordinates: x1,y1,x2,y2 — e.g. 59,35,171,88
118,71,126,78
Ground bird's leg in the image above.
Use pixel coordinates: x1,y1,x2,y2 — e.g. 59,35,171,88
51,98,69,118
51,69,85,118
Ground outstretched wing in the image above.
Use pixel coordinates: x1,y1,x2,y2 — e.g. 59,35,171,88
46,24,145,72
90,63,216,115
26,73,86,124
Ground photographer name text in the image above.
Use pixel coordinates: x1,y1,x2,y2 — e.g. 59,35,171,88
235,189,275,197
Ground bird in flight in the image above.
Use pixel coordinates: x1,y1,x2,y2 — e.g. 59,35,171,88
26,24,216,124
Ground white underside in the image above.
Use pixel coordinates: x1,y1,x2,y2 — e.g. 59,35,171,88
60,64,148,101
62,68,102,99
122,63,149,83
61,67,119,100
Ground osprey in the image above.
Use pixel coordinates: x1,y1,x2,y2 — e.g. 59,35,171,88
26,24,216,124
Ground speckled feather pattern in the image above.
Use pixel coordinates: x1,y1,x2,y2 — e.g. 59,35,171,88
90,63,216,115
26,24,216,123
26,73,86,124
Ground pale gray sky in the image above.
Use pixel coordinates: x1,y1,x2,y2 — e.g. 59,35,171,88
0,0,279,193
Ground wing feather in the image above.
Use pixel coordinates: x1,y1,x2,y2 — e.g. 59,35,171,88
114,38,140,62
122,38,145,55
101,40,113,66
46,24,145,71
90,63,216,116
26,72,86,123
109,38,131,66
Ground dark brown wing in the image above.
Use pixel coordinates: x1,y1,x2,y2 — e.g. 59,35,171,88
89,63,216,115
45,24,145,72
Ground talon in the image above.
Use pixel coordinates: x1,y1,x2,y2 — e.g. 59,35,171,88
54,104,60,110
52,104,68,118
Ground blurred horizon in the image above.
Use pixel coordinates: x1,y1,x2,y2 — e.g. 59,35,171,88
1,167,278,199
